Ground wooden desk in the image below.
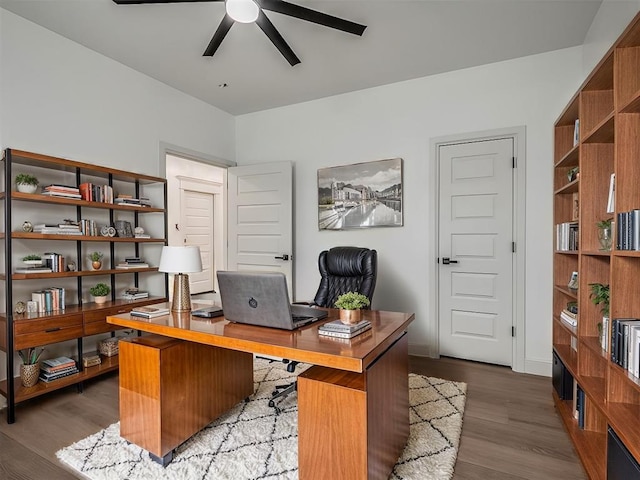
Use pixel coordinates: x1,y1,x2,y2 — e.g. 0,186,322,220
108,305,414,479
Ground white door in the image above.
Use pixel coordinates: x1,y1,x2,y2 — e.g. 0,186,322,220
438,138,514,366
181,189,214,294
227,162,293,297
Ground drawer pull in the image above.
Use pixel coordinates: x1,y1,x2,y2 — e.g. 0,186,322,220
45,327,61,333
117,309,127,314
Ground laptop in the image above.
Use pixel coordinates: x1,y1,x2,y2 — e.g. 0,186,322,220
217,271,328,330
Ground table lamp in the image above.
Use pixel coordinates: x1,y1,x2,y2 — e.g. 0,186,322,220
159,245,203,312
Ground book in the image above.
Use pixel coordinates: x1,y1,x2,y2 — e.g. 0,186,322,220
607,173,615,214
42,356,76,369
40,365,78,376
318,324,372,339
15,267,53,274
38,368,79,383
573,119,580,146
319,319,371,333
130,305,170,318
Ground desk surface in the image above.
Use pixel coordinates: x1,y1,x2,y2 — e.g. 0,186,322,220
107,303,414,373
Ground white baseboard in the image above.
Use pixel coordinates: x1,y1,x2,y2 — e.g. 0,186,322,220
525,358,552,377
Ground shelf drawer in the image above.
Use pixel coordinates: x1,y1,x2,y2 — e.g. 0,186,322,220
84,305,134,336
84,306,133,324
14,314,83,349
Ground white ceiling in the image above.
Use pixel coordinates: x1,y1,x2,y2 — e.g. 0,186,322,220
0,0,602,115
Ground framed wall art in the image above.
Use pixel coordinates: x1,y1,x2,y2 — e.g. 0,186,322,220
318,157,403,230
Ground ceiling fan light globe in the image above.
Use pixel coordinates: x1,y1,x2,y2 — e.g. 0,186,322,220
226,0,260,23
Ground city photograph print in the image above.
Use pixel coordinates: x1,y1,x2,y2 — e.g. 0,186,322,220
318,158,403,230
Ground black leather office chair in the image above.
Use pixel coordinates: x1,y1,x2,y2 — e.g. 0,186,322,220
269,246,377,413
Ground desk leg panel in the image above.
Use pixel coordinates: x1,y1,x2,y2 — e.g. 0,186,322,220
298,333,409,480
119,336,253,458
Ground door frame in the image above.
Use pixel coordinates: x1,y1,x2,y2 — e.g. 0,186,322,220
430,126,526,372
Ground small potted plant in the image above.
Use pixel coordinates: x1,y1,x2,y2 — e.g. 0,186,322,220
597,218,613,251
18,347,44,387
88,251,104,270
21,254,42,265
334,291,370,324
90,282,110,304
15,173,39,194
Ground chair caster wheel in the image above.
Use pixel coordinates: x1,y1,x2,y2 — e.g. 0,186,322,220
269,400,275,408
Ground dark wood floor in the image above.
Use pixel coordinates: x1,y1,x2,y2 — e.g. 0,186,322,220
0,356,586,479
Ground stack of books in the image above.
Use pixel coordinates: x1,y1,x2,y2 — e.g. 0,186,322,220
14,265,53,274
122,288,149,300
114,195,152,207
130,305,170,318
318,319,372,339
33,223,82,235
560,309,578,327
41,184,81,199
116,257,150,269
39,356,78,383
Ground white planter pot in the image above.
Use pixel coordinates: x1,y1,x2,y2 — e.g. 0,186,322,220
16,183,37,194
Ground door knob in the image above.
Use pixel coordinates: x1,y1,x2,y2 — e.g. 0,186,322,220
442,257,458,265
274,254,290,261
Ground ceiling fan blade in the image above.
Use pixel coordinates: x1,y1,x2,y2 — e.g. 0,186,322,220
257,0,366,36
203,13,235,56
113,0,219,4
255,10,300,66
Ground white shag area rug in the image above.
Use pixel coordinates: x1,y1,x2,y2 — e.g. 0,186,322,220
57,357,466,480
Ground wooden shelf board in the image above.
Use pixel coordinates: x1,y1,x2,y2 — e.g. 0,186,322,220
554,178,579,195
10,232,165,243
0,354,119,403
581,336,609,360
553,392,606,480
5,149,166,184
10,267,160,280
607,402,640,463
554,345,578,377
612,250,640,258
554,250,579,256
10,192,164,212
582,113,615,144
581,250,612,257
610,361,640,393
554,315,578,337
554,145,579,168
553,285,578,299
619,90,640,113
581,375,606,406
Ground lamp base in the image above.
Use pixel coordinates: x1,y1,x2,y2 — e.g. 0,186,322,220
171,273,192,312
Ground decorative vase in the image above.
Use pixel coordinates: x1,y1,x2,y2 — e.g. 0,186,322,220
93,295,108,304
598,227,612,251
92,260,102,270
20,363,39,387
16,183,37,194
339,308,362,325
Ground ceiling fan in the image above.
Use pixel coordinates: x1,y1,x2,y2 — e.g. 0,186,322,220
112,0,367,66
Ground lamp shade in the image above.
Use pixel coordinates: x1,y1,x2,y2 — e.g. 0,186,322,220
158,246,202,274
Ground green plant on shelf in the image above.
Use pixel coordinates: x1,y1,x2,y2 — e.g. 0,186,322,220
88,251,104,262
18,347,45,365
21,254,41,261
14,173,38,186
89,283,110,297
589,283,610,317
334,291,370,310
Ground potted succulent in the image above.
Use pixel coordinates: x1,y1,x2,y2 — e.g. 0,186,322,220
334,291,370,325
596,218,613,251
18,347,44,387
21,254,42,265
88,251,104,270
15,173,39,194
90,282,110,304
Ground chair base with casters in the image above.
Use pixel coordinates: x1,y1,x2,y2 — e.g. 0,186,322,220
269,360,299,414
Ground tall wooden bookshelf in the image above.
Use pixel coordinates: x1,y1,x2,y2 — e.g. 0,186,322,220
553,11,640,479
0,149,169,423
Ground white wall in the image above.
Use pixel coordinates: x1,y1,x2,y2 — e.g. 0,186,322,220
0,9,235,175
0,9,236,388
236,48,585,375
582,0,640,76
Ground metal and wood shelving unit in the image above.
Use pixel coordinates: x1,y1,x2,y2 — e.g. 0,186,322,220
0,149,169,423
